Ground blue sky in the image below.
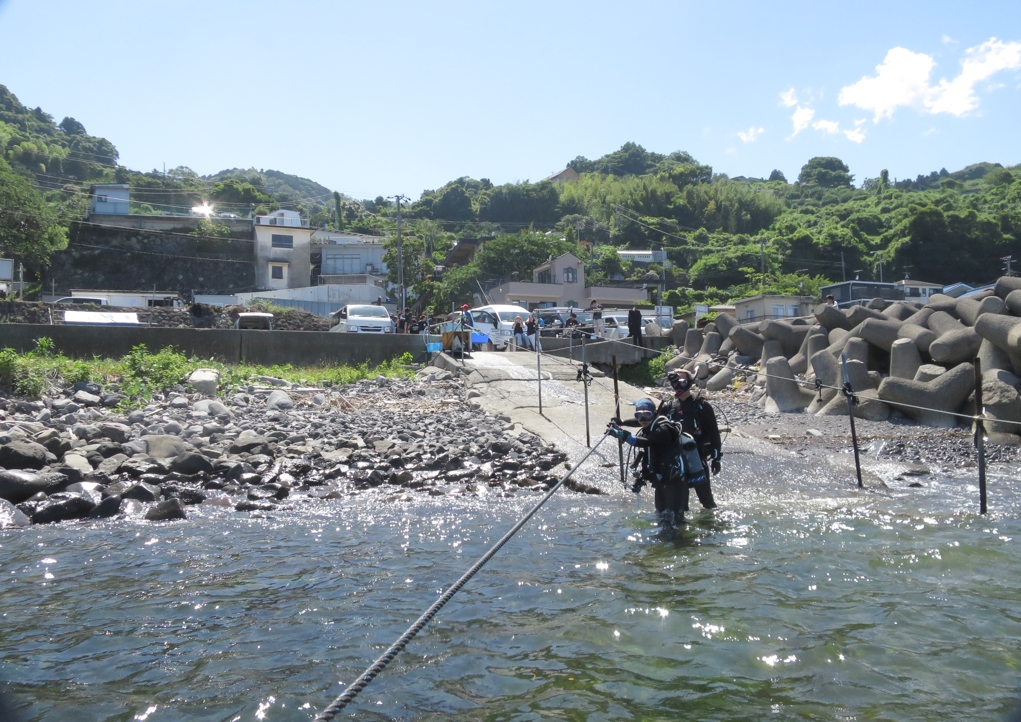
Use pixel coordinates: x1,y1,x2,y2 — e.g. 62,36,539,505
1,0,1019,200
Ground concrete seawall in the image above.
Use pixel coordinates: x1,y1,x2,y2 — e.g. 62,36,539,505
0,324,439,366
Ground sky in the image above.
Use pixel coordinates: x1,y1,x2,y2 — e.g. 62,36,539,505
1,0,1019,200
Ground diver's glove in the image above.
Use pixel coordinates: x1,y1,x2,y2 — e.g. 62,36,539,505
606,423,629,442
630,477,646,495
710,449,722,475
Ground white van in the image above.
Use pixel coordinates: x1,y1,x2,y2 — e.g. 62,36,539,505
470,304,531,350
330,304,395,333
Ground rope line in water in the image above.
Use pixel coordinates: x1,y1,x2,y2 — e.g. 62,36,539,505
314,434,611,721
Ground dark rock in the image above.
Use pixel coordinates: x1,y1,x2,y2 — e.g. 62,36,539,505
247,486,276,500
170,451,214,475
41,436,72,457
99,422,132,443
235,500,276,512
89,495,123,518
145,498,187,521
122,481,162,502
32,492,97,524
0,498,31,528
51,466,83,484
142,435,188,459
160,484,207,505
95,442,124,458
0,470,69,503
101,393,127,408
72,381,102,395
0,440,51,470
118,457,168,478
229,437,273,456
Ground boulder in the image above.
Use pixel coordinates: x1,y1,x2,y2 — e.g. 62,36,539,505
763,357,814,413
0,440,51,470
145,498,187,522
72,390,101,407
265,390,294,411
31,492,97,524
229,436,274,456
878,362,975,427
0,470,68,503
99,422,132,444
194,399,230,417
89,495,123,519
929,328,982,366
170,451,215,475
141,434,187,459
0,498,31,528
122,481,162,502
890,338,922,380
188,368,221,395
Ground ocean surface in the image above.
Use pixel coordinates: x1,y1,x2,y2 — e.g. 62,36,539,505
2,447,1020,721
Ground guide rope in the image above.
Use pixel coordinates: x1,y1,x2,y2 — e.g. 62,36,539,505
314,434,611,721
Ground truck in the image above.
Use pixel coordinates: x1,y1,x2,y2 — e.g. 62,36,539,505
50,290,185,308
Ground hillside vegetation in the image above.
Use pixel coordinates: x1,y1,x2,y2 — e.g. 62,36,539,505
1,84,1018,316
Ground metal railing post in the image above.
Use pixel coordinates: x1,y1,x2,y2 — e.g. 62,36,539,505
841,353,864,488
974,357,987,514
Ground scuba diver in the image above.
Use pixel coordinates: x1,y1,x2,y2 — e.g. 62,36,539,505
657,369,721,511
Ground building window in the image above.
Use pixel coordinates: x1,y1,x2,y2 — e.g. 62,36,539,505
536,269,553,284
272,234,294,249
271,265,284,280
746,310,755,320
564,267,578,283
771,304,785,317
789,304,800,317
97,195,107,202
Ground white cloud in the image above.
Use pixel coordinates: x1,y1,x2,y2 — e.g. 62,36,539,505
942,34,957,45
844,127,866,143
839,37,1021,120
813,119,840,134
929,38,1021,115
790,106,815,136
838,47,936,121
780,88,799,107
737,126,765,143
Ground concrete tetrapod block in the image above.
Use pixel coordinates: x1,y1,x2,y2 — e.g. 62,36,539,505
706,366,735,391
897,323,937,357
697,331,722,357
818,387,890,420
925,293,961,314
956,295,1005,326
866,297,889,310
984,368,1021,390
714,312,739,341
858,318,904,352
806,349,840,413
815,303,854,330
929,328,982,366
789,325,823,376
729,326,765,358
974,313,1021,352
763,356,815,413
1005,290,1021,317
881,303,915,321
878,362,975,428
669,319,690,347
902,307,935,328
763,321,811,358
825,322,864,358
717,337,735,356
682,328,704,358
802,328,831,379
994,275,1021,299
914,364,946,383
843,337,870,366
846,305,887,326
757,339,784,384
927,311,965,337
890,338,922,380
979,378,1021,435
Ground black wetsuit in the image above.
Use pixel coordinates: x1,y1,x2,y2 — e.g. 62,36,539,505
657,394,721,510
624,416,686,518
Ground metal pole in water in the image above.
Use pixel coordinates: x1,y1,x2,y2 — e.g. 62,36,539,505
974,357,987,514
582,335,590,447
612,355,624,485
841,353,864,488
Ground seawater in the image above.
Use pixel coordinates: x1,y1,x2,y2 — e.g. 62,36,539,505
2,453,1020,721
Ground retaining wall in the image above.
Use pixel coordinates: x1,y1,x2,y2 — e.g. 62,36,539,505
542,336,670,365
0,324,437,366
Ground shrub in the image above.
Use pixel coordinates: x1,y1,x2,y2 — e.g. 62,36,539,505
121,344,189,394
62,360,93,385
32,337,56,357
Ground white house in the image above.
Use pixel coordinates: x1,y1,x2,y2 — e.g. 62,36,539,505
894,278,943,301
732,294,814,322
254,210,313,290
89,184,130,215
486,252,647,309
312,230,389,278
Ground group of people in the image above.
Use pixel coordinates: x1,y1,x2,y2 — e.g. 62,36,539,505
396,308,430,334
608,369,723,527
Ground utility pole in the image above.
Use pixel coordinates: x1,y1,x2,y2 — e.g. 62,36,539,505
760,238,766,290
18,262,23,301
389,194,409,311
1002,255,1014,277
841,251,846,282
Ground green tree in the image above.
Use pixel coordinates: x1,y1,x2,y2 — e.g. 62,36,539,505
432,184,474,221
798,157,854,188
0,158,67,269
210,177,272,206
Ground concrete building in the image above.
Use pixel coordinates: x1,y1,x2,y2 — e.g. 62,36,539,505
819,280,901,307
486,252,647,309
732,294,814,322
894,278,943,301
312,230,388,278
89,184,130,215
254,210,313,290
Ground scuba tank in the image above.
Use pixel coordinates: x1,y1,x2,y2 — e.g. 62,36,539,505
676,431,707,486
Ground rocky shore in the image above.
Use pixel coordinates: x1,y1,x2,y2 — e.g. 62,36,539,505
0,369,574,529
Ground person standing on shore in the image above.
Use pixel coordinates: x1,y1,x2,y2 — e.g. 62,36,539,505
589,301,604,338
607,398,687,526
627,306,644,347
658,370,721,511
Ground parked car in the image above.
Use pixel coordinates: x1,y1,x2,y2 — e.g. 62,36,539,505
52,296,108,306
468,304,534,349
329,304,395,333
235,312,274,330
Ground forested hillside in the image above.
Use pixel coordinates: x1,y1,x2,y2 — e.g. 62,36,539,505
1,83,1018,317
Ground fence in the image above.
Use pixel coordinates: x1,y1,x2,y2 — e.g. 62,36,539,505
251,297,347,319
